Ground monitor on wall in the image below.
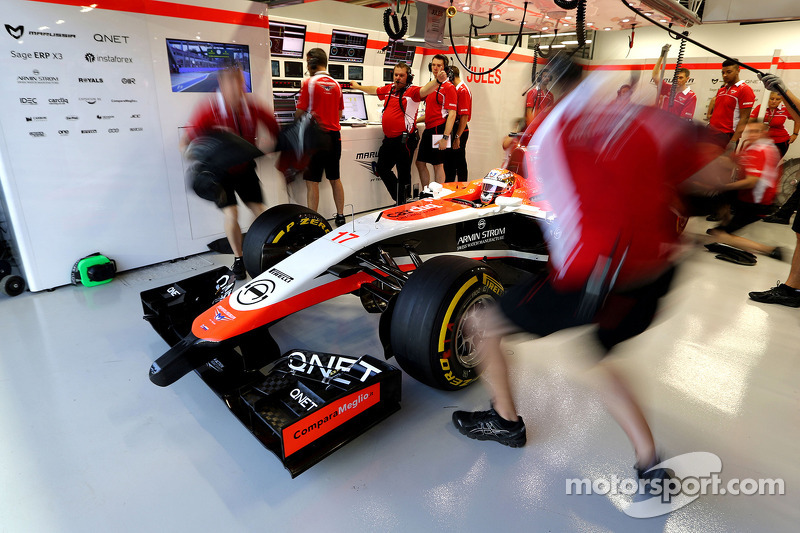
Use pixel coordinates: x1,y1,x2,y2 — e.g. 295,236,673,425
271,60,280,77
383,67,394,83
283,61,304,78
273,92,299,125
269,21,307,59
383,39,415,66
166,38,252,92
342,92,368,121
348,65,363,81
329,29,368,64
328,64,345,80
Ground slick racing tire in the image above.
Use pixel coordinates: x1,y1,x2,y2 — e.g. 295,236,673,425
777,158,799,207
390,255,504,390
243,204,332,277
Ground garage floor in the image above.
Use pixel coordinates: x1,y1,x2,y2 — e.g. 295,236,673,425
1,216,798,532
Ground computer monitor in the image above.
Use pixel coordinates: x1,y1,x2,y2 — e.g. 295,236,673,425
166,38,252,93
273,91,299,125
328,64,345,80
329,29,368,63
271,60,280,77
284,61,304,78
383,67,394,83
348,65,363,81
269,21,306,59
342,92,368,121
384,39,416,66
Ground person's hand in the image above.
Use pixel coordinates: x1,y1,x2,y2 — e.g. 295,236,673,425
453,136,461,150
758,73,787,93
437,137,448,150
790,133,798,144
661,44,671,55
436,70,448,83
351,81,362,91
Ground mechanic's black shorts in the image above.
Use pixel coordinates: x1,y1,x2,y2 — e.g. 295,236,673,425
715,200,773,233
416,124,449,166
305,130,342,183
217,162,263,208
499,267,676,354
793,212,800,233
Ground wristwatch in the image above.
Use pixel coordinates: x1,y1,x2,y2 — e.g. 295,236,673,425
442,134,450,140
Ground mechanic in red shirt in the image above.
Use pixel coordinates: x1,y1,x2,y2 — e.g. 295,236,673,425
296,48,346,227
444,66,472,182
707,59,755,147
652,55,697,119
706,118,783,259
351,64,448,204
750,91,800,157
452,62,726,487
181,63,279,280
415,54,458,187
525,68,554,125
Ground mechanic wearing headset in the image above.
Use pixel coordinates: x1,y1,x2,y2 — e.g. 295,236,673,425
296,48,346,227
444,66,472,182
415,54,458,187
351,63,449,204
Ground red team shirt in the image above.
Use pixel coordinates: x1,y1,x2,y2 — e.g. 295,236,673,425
455,81,472,131
297,72,344,132
376,84,422,137
709,81,755,133
526,87,554,114
750,104,793,143
735,138,780,205
658,80,697,119
424,80,457,129
186,91,279,145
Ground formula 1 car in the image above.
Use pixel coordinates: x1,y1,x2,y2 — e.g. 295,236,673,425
142,165,553,475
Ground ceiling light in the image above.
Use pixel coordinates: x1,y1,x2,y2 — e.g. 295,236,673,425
565,16,572,20
56,20,64,24
508,7,515,11
562,40,593,44
38,26,49,30
463,7,470,11
542,26,548,30
550,44,566,48
660,19,667,22
604,27,612,31
622,18,630,22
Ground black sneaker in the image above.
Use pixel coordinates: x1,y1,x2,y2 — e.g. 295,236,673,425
635,455,676,501
334,214,346,227
769,246,784,261
231,257,247,281
764,213,791,224
749,282,800,307
452,407,526,447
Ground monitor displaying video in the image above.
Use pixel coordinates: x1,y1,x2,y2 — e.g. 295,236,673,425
273,91,299,125
384,39,416,66
348,65,363,81
342,92,368,121
284,61,304,78
166,38,252,93
383,67,394,83
329,29,368,64
328,64,345,80
271,60,280,77
269,21,306,58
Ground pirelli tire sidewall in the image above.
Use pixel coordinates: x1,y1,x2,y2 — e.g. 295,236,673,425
390,255,503,391
242,204,332,277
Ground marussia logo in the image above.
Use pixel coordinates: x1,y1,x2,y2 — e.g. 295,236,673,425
5,24,23,39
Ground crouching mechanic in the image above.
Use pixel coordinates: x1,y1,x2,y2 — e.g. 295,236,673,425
181,63,279,280
452,70,724,484
351,64,450,204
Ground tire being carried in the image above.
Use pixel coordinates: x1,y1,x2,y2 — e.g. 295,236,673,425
243,204,332,278
390,255,504,390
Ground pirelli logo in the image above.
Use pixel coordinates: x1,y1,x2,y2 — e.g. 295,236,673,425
483,274,504,296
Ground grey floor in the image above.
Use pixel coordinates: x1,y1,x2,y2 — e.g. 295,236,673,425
1,216,798,532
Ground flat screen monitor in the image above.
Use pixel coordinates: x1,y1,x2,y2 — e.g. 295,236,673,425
348,65,363,81
383,67,394,83
284,61,304,78
166,38,252,93
273,91,299,125
342,92,368,121
329,29,368,64
271,60,280,77
269,21,306,58
383,39,416,66
328,64,345,80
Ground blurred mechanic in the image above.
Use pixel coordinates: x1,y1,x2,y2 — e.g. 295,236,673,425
415,54,457,186
452,64,724,488
351,64,449,204
296,48,346,227
525,68,554,126
444,66,472,182
180,62,279,280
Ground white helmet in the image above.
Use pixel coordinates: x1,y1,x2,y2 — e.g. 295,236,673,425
480,169,516,205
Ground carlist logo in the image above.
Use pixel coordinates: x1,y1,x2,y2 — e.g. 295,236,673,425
93,34,129,44
19,97,37,105
85,52,95,63
78,77,103,83
5,24,23,39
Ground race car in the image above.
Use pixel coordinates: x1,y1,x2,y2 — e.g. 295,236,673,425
141,165,553,475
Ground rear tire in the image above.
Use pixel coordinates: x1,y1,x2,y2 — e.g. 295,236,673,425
390,256,504,390
242,204,332,277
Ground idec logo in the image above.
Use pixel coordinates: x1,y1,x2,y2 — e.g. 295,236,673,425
466,67,502,85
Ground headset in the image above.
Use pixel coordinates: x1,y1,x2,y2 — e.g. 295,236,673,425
427,54,454,82
306,48,326,71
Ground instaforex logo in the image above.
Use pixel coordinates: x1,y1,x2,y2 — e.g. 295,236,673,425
85,51,133,63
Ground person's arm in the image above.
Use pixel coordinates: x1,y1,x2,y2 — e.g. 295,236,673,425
438,109,457,151
707,97,716,122
731,107,752,144
453,115,468,149
719,173,759,191
652,55,663,83
350,81,378,95
420,70,450,97
294,80,309,119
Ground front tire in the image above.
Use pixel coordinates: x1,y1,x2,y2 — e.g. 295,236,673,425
390,256,504,390
242,204,332,277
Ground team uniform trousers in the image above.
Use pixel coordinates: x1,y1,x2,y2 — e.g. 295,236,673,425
377,132,419,204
